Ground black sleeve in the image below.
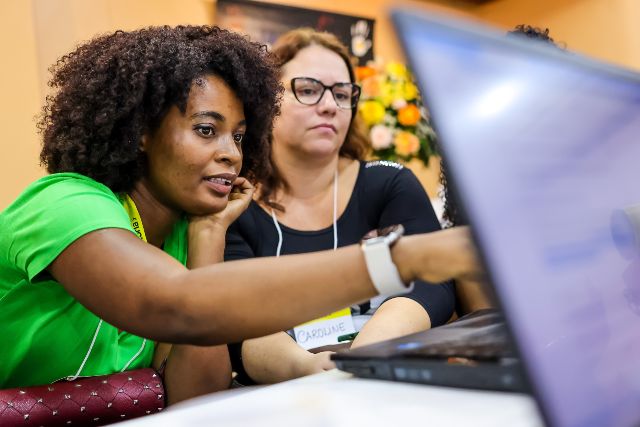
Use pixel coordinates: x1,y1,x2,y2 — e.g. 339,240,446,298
377,167,456,327
224,214,257,384
224,213,256,262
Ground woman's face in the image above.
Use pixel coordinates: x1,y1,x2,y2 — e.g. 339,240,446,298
272,44,353,160
142,74,245,215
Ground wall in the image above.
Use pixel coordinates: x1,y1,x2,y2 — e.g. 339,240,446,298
1,1,43,209
475,0,640,70
1,0,639,208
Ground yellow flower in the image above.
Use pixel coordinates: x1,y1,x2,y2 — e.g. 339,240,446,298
375,81,390,107
403,82,419,100
386,62,408,80
359,100,386,126
394,131,421,156
397,104,421,126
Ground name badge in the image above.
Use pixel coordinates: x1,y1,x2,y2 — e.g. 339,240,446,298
293,308,356,350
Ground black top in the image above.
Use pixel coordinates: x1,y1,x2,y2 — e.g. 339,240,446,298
224,160,455,327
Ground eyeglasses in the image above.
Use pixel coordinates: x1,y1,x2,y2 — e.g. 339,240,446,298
290,77,361,110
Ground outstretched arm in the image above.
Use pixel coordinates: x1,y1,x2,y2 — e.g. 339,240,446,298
49,226,479,346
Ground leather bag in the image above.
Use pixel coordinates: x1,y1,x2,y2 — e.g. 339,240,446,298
0,368,165,426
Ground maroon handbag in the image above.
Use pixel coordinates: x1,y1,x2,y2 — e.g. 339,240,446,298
0,368,165,426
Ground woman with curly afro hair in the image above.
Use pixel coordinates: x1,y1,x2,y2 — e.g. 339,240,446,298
0,25,480,406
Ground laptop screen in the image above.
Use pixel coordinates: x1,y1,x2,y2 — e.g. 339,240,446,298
393,11,640,427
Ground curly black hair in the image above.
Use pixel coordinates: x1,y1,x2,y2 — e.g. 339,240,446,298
39,25,282,193
508,24,556,45
439,159,463,228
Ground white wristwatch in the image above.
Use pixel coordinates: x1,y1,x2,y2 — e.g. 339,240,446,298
360,224,415,296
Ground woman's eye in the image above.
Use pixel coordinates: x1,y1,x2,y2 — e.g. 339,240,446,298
195,125,215,137
233,133,244,144
298,88,318,96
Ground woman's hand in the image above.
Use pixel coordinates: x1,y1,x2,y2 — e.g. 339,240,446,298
218,177,255,227
293,350,336,377
394,226,483,285
187,177,254,267
187,177,254,268
190,177,254,231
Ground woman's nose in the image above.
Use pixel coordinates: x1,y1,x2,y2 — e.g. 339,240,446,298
214,136,242,166
316,89,338,113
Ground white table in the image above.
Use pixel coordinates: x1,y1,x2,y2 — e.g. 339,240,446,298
119,370,544,426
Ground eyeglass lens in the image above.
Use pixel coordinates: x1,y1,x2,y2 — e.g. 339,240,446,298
292,78,359,109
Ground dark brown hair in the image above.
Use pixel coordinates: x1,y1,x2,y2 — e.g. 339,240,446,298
258,28,370,209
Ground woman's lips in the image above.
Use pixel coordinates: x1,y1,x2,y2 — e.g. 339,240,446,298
311,124,337,133
203,173,237,196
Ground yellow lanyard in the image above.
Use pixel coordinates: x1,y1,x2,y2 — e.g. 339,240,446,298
120,194,147,242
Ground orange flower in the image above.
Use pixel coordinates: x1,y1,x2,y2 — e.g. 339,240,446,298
361,76,382,98
394,131,421,156
356,66,376,82
397,104,421,126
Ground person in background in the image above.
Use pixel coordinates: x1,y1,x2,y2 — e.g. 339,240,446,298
224,28,457,384
0,25,481,406
507,24,558,44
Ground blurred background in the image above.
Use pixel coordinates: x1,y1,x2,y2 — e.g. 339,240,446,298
2,0,639,209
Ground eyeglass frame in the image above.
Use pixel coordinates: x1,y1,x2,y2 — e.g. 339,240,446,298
289,77,361,110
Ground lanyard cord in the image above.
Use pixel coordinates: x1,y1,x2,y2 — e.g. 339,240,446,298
67,319,103,380
67,194,148,380
271,169,339,257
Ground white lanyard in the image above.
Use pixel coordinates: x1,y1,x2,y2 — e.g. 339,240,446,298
271,170,338,256
67,195,149,381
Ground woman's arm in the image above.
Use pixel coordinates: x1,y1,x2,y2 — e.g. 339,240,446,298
225,210,336,384
48,226,478,346
455,277,495,315
158,177,254,403
238,332,334,384
350,297,431,348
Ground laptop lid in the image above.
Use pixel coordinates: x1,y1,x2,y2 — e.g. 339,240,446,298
392,9,640,427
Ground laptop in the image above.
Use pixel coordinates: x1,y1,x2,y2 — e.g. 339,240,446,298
333,8,640,427
333,309,524,391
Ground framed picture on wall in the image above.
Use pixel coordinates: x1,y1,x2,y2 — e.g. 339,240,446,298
215,0,375,64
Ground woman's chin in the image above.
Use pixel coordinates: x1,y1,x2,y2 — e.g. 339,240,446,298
187,197,229,217
302,143,341,159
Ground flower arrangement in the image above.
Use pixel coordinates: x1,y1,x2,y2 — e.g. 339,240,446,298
356,61,438,166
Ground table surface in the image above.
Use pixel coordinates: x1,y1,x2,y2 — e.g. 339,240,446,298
118,369,544,427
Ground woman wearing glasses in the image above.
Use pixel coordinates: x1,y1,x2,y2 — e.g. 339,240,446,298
225,28,456,384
